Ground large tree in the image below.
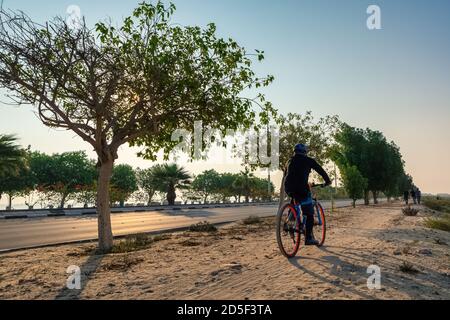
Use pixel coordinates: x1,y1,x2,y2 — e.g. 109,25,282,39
0,2,273,251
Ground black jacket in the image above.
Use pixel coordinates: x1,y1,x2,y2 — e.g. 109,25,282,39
284,153,331,199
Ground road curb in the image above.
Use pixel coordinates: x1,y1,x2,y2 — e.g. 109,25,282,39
0,203,278,220
0,220,240,254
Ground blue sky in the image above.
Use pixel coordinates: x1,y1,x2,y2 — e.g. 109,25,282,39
1,0,450,195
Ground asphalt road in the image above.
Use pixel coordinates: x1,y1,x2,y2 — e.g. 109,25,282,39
0,199,360,251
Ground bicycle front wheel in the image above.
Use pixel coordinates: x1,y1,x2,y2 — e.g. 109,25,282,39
276,203,301,258
313,201,326,246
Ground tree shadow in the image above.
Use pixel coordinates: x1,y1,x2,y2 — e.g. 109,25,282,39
54,252,104,300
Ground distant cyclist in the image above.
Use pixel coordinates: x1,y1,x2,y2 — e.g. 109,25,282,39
284,144,331,245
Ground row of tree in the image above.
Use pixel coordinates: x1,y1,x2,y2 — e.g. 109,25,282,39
331,124,413,207
0,144,275,209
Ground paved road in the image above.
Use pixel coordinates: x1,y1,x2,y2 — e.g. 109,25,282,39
0,199,361,251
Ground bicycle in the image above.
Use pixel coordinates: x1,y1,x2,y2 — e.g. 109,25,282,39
276,183,327,258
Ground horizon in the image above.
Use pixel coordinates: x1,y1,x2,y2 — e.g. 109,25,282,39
1,0,449,197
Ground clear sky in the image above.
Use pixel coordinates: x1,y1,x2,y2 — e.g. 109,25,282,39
1,0,449,196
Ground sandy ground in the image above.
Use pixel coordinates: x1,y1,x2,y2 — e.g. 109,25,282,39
0,202,449,300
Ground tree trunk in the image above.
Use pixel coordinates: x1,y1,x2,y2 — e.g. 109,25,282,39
167,184,176,205
59,192,68,209
97,158,114,252
146,191,154,206
352,199,356,208
372,191,378,204
7,193,13,211
364,190,370,205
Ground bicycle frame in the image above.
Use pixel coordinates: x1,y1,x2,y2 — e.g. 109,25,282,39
291,198,323,228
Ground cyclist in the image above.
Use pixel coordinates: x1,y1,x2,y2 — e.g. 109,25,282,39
284,143,332,245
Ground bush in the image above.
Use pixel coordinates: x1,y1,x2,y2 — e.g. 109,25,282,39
111,233,170,253
402,206,419,216
424,214,450,232
398,261,419,274
188,221,217,233
243,215,262,225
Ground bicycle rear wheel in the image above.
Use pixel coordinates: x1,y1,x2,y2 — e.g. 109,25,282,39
313,201,326,246
276,203,301,258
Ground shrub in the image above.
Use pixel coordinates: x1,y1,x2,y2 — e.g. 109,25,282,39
243,215,262,225
188,221,217,233
399,261,419,274
402,206,419,216
111,233,170,253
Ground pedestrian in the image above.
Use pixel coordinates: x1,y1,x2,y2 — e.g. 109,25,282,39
416,188,422,205
410,189,417,205
403,190,409,205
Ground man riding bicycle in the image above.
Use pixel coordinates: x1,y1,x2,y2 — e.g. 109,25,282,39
284,144,332,245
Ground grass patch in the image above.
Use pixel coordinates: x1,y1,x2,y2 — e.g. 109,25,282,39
402,206,419,216
242,215,262,225
188,221,217,233
424,214,450,232
423,197,450,213
179,239,201,247
111,233,171,254
399,261,420,274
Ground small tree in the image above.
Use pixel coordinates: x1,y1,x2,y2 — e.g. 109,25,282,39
110,164,138,207
341,165,367,208
136,167,158,206
0,2,273,251
191,169,221,203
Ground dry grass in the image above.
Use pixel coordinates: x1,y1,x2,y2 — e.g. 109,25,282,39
111,233,171,254
242,215,262,225
423,197,450,213
424,215,450,232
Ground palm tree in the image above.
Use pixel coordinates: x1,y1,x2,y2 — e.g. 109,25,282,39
0,134,25,178
151,164,191,205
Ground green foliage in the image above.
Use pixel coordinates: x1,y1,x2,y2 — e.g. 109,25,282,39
191,169,222,203
0,134,26,178
136,167,159,205
110,164,138,206
341,165,368,207
30,151,97,208
332,123,407,203
277,112,340,170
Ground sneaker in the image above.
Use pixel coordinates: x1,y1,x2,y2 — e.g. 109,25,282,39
305,238,319,246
